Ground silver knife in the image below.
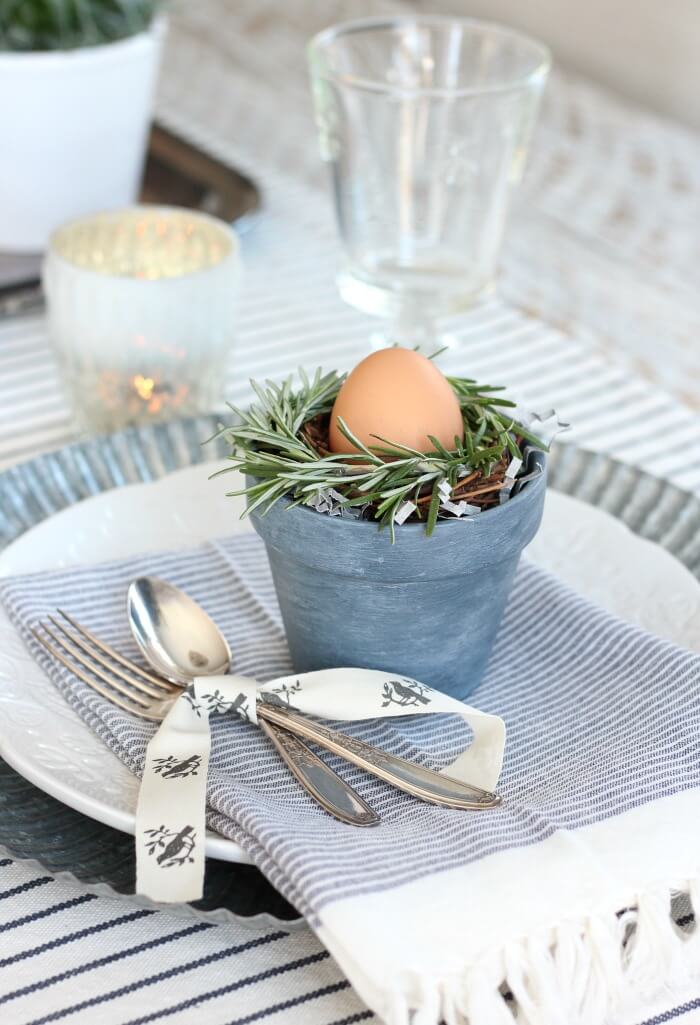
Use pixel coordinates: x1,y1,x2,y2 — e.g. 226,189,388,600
258,718,379,827
258,704,502,810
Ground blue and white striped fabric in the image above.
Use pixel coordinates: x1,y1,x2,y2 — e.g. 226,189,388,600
0,853,367,1025
2,533,699,1024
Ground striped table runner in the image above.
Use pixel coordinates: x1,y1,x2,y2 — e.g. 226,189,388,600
1,1,700,1022
0,856,366,1025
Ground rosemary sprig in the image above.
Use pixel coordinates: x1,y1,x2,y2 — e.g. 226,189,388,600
213,367,547,539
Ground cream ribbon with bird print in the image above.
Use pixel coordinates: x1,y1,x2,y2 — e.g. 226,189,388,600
135,669,505,903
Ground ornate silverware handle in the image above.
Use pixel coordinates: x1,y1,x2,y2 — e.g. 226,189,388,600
258,719,379,827
258,705,502,811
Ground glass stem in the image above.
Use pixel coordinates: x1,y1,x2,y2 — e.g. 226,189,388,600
374,308,438,355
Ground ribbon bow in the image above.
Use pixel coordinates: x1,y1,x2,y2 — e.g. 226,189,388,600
136,669,505,902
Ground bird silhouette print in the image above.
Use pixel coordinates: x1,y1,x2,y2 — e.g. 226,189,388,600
381,679,432,708
152,754,202,779
144,825,196,867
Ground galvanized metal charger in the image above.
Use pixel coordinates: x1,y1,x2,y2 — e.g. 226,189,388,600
1,415,699,929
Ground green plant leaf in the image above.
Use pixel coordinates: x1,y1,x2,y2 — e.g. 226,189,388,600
425,480,442,537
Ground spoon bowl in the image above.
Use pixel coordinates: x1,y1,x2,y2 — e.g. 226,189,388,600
127,577,231,685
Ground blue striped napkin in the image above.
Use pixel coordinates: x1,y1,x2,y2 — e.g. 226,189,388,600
2,533,699,1025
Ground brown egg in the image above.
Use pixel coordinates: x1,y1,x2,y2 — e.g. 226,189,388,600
328,348,464,456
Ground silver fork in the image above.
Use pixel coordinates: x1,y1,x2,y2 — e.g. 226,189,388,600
30,611,380,826
31,613,501,810
32,611,177,719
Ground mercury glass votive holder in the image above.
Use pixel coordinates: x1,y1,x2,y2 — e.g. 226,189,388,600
43,205,241,433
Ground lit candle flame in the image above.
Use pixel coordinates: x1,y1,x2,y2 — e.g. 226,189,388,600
132,374,155,401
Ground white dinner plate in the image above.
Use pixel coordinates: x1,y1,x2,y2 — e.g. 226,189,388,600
1,461,699,865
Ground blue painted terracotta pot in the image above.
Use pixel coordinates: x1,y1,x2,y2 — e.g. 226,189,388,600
249,452,546,700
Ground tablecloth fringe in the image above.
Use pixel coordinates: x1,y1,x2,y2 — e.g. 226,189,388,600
389,880,700,1025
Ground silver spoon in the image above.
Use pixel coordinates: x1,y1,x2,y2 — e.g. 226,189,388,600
127,577,379,827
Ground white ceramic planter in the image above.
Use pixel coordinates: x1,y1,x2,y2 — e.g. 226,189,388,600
0,18,166,253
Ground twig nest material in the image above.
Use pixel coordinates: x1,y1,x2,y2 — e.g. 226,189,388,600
328,348,465,456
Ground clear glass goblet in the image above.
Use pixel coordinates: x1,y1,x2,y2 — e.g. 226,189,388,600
308,16,550,353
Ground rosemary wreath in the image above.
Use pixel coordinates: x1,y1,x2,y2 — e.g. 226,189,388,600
212,368,547,540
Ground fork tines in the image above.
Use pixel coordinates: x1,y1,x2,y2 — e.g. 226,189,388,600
31,611,178,721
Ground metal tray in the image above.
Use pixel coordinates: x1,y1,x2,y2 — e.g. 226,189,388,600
1,416,699,928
